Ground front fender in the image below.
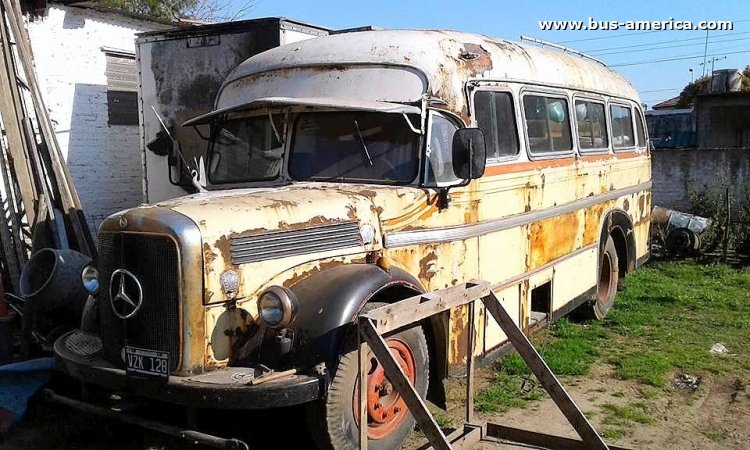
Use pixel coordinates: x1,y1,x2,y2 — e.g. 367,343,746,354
290,264,422,339
284,264,423,371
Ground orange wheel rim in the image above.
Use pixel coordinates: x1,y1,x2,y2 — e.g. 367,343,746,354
598,252,613,303
352,338,416,439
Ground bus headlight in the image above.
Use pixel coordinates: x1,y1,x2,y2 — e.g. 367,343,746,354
258,286,298,329
81,265,100,295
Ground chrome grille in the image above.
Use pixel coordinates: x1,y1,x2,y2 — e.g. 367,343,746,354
98,232,181,371
231,222,362,264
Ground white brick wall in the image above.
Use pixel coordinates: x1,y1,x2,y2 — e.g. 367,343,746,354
26,6,167,235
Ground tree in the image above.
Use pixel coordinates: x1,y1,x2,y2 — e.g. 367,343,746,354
101,0,257,23
742,65,750,92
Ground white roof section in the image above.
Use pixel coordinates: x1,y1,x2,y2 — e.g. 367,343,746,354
207,30,641,122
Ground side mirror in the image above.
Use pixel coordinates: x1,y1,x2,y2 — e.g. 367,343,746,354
452,128,486,180
168,139,184,185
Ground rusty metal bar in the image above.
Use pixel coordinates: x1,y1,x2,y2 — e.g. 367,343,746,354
485,423,632,450
465,299,475,425
358,325,369,450
43,389,249,450
358,316,451,450
364,281,491,334
482,292,609,450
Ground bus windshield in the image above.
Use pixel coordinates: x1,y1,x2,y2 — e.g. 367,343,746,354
208,114,284,184
289,112,420,184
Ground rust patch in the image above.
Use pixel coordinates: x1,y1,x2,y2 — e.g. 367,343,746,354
638,194,646,215
215,235,232,266
271,199,298,209
203,243,218,274
418,252,438,282
583,202,607,246
529,211,580,269
459,43,493,75
623,198,630,212
281,258,366,288
356,189,378,198
277,215,340,231
346,204,358,220
449,304,470,365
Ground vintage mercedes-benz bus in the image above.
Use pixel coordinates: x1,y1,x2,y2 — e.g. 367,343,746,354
55,29,650,450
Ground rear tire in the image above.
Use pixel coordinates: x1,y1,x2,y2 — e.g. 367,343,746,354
578,235,619,320
307,302,429,450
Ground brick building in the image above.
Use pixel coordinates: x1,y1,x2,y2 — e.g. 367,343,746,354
26,4,170,234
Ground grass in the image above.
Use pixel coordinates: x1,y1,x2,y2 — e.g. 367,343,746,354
600,403,654,426
476,261,750,413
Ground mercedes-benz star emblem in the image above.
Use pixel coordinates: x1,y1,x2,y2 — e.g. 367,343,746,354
109,269,143,319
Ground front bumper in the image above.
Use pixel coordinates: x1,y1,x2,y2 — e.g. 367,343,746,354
55,330,324,409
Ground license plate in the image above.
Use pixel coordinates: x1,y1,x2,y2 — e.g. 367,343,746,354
124,346,170,380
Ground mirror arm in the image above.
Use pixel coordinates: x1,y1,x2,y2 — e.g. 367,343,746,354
437,187,451,210
401,113,423,135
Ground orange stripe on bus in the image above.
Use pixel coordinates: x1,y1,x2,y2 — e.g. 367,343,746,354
483,151,644,177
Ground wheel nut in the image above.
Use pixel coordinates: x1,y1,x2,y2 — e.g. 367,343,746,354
374,402,382,409
394,406,401,414
381,412,388,420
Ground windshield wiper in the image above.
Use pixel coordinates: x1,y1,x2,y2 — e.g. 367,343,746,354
352,120,373,166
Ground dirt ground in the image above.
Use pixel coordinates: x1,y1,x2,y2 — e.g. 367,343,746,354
405,364,750,450
5,361,746,450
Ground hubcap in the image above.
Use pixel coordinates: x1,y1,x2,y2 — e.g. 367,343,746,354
353,338,416,439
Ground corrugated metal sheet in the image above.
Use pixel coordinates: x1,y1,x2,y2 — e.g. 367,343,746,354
104,51,138,92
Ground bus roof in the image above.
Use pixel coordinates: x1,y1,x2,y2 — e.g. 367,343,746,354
212,29,641,123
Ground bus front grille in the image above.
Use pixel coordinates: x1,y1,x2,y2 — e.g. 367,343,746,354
98,232,181,372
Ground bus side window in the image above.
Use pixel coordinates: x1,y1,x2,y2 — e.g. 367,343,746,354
523,95,572,154
610,104,635,150
574,100,608,152
635,109,647,148
474,91,519,160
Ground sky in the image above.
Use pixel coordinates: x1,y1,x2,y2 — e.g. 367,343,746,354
235,0,750,109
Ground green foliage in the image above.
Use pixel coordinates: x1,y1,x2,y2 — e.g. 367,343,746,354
742,65,750,92
99,0,254,22
600,403,654,425
100,0,190,21
474,372,543,413
476,261,750,415
677,75,710,108
687,174,750,254
612,352,671,386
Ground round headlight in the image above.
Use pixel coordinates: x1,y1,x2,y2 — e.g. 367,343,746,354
81,265,100,295
258,286,297,329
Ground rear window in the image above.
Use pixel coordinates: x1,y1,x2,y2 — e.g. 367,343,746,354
574,100,608,151
523,95,572,154
610,104,635,149
474,91,519,159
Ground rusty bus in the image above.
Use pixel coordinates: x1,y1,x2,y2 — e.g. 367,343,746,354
53,29,651,449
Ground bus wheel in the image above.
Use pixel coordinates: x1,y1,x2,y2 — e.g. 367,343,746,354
307,303,429,450
581,235,619,320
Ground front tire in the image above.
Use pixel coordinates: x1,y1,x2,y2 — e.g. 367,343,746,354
307,303,429,450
